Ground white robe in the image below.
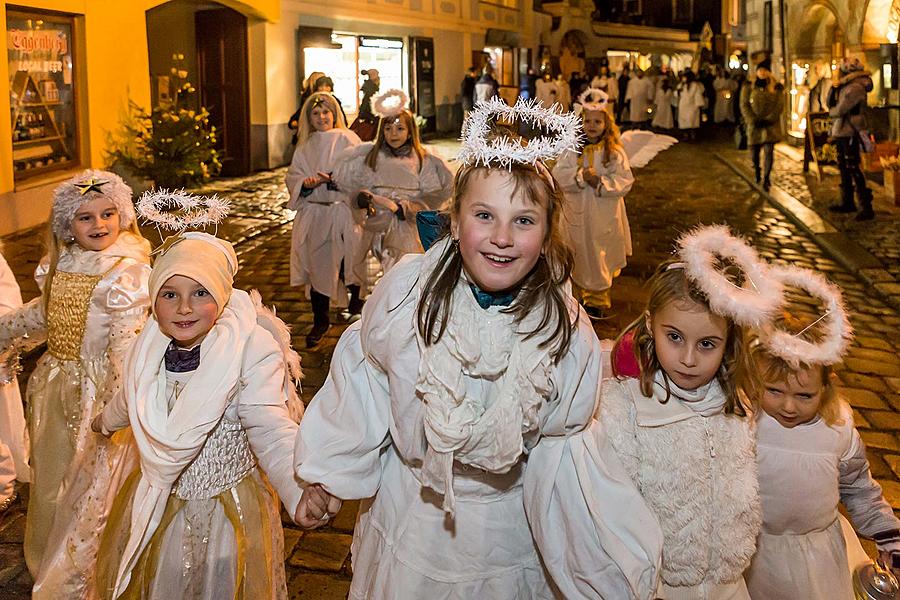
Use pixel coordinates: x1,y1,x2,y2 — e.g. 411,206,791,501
553,146,634,292
285,128,363,304
295,248,662,600
332,144,452,274
652,88,675,129
745,403,898,600
626,77,655,123
677,82,706,129
535,78,559,108
0,251,28,497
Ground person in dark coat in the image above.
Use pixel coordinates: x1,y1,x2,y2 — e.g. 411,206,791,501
616,67,631,123
461,67,477,113
740,59,784,191
827,57,875,220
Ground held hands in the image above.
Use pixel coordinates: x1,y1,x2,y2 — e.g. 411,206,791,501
90,414,111,438
583,167,602,190
302,171,333,190
370,194,399,214
295,483,343,530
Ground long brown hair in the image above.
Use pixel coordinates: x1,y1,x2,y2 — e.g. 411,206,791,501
364,110,425,171
611,259,757,415
296,92,347,146
416,162,576,363
749,310,842,425
586,108,624,167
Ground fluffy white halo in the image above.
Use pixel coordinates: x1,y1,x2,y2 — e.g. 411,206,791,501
136,188,231,232
372,88,409,119
759,265,852,367
458,97,583,168
576,88,609,115
676,225,784,328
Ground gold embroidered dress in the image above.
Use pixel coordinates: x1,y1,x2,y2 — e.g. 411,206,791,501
0,231,151,594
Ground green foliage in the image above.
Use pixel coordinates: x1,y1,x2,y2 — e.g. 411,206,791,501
107,57,220,188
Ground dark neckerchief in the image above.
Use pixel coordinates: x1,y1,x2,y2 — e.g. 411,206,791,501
469,283,516,309
164,341,201,373
386,142,413,158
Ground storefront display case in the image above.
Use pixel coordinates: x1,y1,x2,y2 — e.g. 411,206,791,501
7,9,80,182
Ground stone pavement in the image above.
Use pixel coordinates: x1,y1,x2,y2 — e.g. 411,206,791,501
716,137,900,310
2,137,900,597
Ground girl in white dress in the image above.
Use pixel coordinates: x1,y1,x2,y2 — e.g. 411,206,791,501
333,89,452,275
601,226,775,600
285,92,363,347
294,98,663,600
652,79,676,130
553,89,633,320
744,270,900,599
0,171,151,596
93,231,305,600
0,247,28,513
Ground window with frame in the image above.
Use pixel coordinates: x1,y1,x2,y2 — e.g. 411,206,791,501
672,0,693,23
7,8,80,182
624,0,642,15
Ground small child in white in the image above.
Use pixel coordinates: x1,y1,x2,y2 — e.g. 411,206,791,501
744,266,900,599
93,231,304,599
553,89,633,320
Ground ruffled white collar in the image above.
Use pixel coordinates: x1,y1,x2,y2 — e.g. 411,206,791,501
633,371,726,427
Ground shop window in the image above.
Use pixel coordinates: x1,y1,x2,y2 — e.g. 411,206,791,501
7,9,80,181
672,0,692,23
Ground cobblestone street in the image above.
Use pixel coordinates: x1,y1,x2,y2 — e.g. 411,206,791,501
2,136,899,597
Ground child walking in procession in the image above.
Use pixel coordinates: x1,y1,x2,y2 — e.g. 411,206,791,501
333,89,452,274
601,226,775,600
0,170,151,596
0,247,29,515
285,92,363,348
294,98,662,600
92,228,305,600
553,89,634,320
744,270,900,599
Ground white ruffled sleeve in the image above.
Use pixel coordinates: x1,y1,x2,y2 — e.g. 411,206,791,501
596,149,634,199
551,149,584,194
524,317,662,600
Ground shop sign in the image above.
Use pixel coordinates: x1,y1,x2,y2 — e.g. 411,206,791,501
803,111,835,179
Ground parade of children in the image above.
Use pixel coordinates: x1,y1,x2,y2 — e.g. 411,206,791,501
4,76,900,600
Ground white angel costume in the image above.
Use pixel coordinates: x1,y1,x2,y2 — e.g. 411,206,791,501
285,128,363,305
677,81,706,130
554,144,634,301
652,86,675,129
599,375,761,600
0,250,28,504
745,402,900,600
94,234,304,600
332,143,452,273
625,77,655,123
0,231,150,585
295,241,662,600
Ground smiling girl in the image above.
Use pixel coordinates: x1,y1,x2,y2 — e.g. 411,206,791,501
285,92,363,347
294,101,662,600
602,228,765,600
93,232,305,599
333,89,452,276
0,170,151,596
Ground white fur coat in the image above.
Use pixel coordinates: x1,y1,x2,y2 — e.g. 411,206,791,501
599,377,761,589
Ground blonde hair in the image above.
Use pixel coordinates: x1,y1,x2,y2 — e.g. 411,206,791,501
365,110,426,171
749,311,842,425
416,161,576,363
41,219,143,314
296,92,347,146
611,259,758,415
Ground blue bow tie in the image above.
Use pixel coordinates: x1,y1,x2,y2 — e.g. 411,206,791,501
469,284,516,309
164,342,201,373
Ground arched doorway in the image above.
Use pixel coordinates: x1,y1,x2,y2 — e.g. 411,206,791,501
146,0,250,177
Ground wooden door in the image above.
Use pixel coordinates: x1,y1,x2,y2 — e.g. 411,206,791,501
196,8,250,176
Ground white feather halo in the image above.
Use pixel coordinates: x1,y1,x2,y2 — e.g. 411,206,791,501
136,188,231,232
676,225,784,328
458,97,583,168
371,88,409,119
758,265,852,367
575,88,609,115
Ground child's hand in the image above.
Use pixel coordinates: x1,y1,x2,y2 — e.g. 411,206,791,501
878,549,900,579
370,194,399,213
295,484,343,529
90,414,111,438
302,175,322,189
583,167,601,188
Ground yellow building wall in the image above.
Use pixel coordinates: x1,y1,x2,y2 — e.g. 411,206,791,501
0,0,277,235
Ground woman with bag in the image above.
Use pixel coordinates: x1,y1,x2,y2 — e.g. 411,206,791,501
827,57,875,221
739,59,783,192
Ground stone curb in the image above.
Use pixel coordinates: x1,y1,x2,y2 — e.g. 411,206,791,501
714,152,900,313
